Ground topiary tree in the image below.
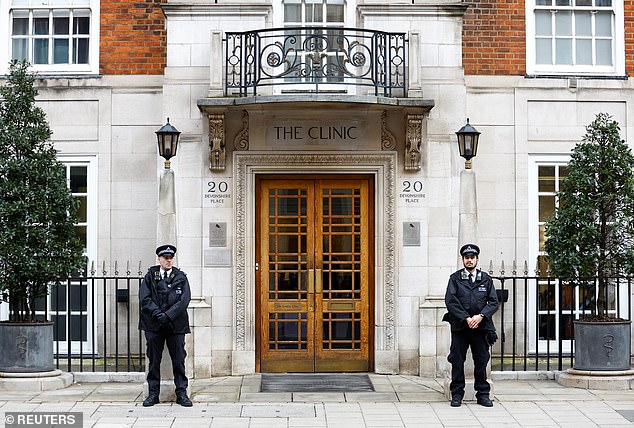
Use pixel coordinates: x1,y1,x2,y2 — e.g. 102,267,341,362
0,60,84,322
545,112,634,319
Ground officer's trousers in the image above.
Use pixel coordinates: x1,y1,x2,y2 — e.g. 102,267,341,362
448,328,490,398
145,330,188,396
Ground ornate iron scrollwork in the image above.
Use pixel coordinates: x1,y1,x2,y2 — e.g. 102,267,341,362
225,27,406,97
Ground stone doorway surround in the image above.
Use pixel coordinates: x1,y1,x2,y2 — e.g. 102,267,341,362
231,152,398,374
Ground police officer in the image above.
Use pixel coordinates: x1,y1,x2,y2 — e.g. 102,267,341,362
139,244,192,407
444,244,498,407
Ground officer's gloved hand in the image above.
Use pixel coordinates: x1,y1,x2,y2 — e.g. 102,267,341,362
155,312,170,326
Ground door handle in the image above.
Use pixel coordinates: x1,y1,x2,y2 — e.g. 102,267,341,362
315,268,322,293
308,269,314,294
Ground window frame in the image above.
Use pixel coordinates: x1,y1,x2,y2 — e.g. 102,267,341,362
273,0,355,28
528,157,572,352
46,155,97,355
528,156,629,354
271,0,361,94
1,0,100,76
525,0,625,76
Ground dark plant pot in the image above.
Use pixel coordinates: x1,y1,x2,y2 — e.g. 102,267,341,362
0,321,54,373
574,320,632,371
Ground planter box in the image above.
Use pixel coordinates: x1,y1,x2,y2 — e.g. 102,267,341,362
574,320,632,371
0,322,54,373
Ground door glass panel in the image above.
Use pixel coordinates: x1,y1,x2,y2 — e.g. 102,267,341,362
268,187,308,300
539,314,555,340
52,315,66,341
321,187,361,301
320,183,364,358
69,281,87,311
269,313,307,350
538,282,555,310
560,314,574,340
70,315,88,341
322,312,361,349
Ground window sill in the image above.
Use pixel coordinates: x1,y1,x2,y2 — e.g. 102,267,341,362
524,74,628,80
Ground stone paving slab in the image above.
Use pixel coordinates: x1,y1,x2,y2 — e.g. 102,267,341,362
2,375,634,427
240,403,316,418
194,392,240,402
292,392,346,402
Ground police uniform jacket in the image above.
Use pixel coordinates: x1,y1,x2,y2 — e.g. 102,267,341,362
139,266,191,334
444,269,498,333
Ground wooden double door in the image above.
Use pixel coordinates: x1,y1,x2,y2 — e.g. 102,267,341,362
256,176,374,372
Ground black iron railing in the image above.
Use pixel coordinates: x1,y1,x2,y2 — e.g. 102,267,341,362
490,264,633,372
45,264,145,372
225,27,407,97
38,263,633,373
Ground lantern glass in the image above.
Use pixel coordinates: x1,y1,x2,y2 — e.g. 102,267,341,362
455,119,480,163
156,119,181,162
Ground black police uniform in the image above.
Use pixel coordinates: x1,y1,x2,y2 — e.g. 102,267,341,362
139,264,191,398
444,253,498,402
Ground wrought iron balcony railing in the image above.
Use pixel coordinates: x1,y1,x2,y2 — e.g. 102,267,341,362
225,27,407,97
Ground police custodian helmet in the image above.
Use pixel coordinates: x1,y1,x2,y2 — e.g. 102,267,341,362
156,244,177,257
460,244,480,257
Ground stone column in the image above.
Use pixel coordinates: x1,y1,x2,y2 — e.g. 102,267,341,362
458,168,477,249
158,168,177,246
443,167,493,401
144,167,182,402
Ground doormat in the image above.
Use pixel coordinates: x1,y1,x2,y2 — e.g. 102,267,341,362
260,373,374,393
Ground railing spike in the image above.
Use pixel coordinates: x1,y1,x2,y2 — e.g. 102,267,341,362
488,260,494,275
90,260,96,276
126,260,131,277
524,260,529,276
114,260,119,277
512,260,517,276
138,261,143,276
500,260,505,276
102,260,107,276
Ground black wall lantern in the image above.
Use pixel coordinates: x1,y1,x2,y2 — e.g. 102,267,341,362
156,118,181,169
455,118,480,169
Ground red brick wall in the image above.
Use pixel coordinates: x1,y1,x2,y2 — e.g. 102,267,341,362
463,0,634,76
626,0,634,76
462,0,526,75
100,0,166,75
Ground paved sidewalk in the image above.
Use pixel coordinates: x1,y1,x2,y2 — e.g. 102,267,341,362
1,375,634,427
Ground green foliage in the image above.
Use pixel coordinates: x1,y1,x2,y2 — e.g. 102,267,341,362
0,60,84,322
545,113,634,317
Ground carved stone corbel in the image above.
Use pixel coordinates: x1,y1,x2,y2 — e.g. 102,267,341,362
381,110,396,151
208,113,225,171
234,110,249,150
405,114,423,171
